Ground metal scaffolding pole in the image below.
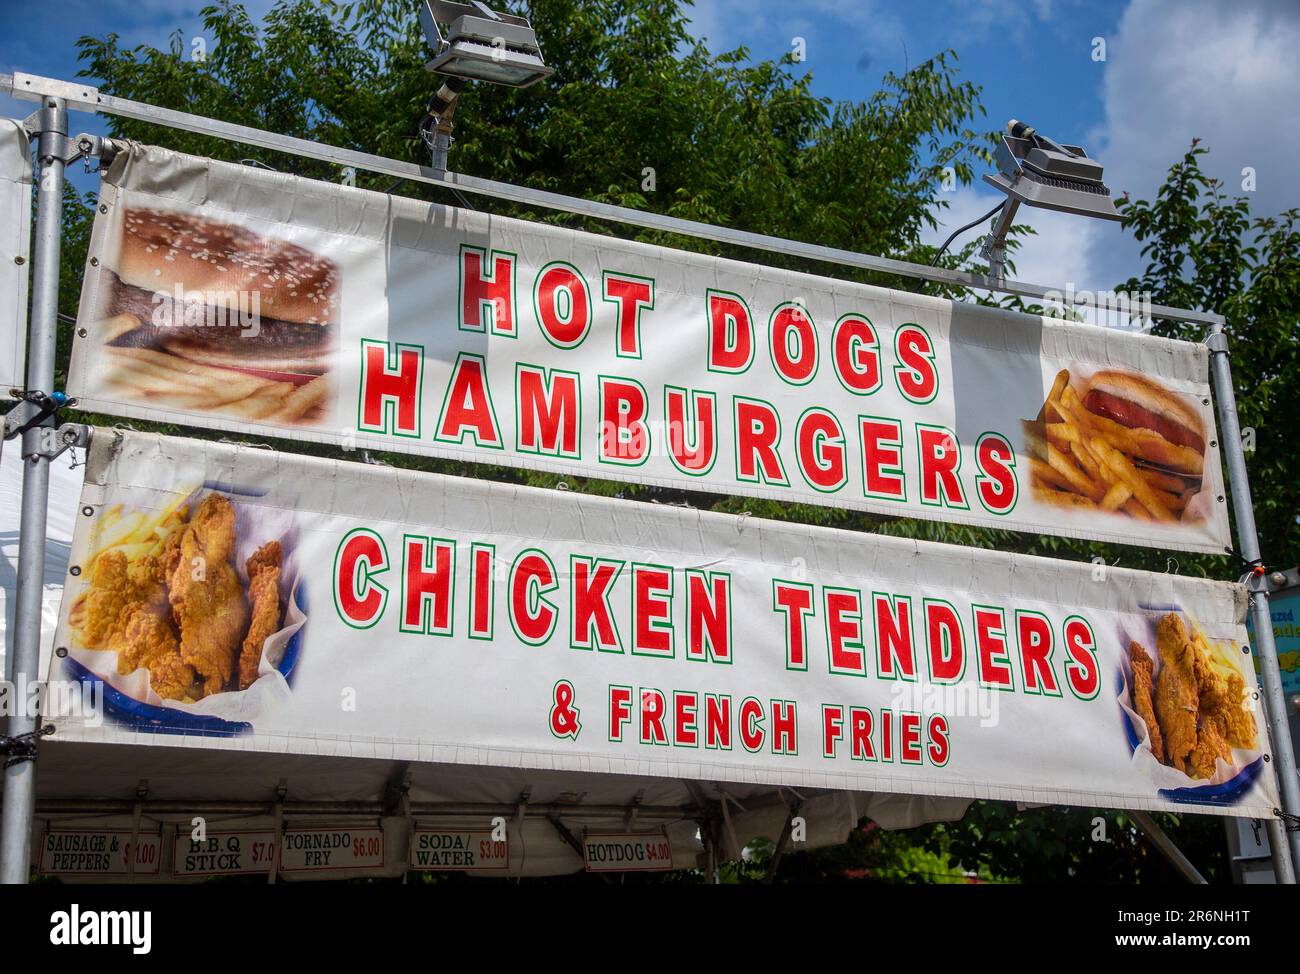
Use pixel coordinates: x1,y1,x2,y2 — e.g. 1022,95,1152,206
1208,323,1300,883
0,96,66,884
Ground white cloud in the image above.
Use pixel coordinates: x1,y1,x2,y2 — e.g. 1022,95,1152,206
1084,0,1300,288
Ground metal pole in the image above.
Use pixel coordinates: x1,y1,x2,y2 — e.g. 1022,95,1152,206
0,96,66,884
1207,322,1300,882
1130,811,1207,884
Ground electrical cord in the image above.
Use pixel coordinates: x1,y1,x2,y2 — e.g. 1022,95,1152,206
930,200,1004,266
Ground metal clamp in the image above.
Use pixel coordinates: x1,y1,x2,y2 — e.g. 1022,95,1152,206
4,390,77,440
1205,331,1230,355
0,725,54,769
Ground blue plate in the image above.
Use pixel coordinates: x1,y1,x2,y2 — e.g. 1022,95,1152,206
64,582,306,738
1116,663,1262,807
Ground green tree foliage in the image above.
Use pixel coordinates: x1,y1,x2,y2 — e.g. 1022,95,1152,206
1116,143,1300,569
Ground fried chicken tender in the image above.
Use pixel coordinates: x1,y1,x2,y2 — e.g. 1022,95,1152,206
115,606,200,700
1196,659,1257,750
1128,642,1164,763
1155,614,1200,775
239,541,282,690
1188,715,1232,780
80,548,171,647
168,494,249,695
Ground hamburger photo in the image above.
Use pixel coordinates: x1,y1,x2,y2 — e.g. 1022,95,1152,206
92,206,339,425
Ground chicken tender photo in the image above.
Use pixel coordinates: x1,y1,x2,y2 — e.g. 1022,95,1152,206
1127,611,1259,781
168,494,250,696
69,490,291,705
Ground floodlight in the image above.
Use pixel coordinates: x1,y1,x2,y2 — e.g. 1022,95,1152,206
420,1,553,88
978,120,1122,280
417,1,553,172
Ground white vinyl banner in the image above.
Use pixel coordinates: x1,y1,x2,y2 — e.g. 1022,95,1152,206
67,143,1230,553
0,118,32,388
48,430,1275,817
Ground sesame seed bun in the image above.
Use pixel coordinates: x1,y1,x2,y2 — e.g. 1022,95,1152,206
116,207,339,327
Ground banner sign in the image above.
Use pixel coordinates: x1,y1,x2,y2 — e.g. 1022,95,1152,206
584,832,674,873
172,829,277,878
278,826,384,873
67,143,1229,553
48,430,1273,817
40,829,163,876
409,829,509,871
0,118,31,389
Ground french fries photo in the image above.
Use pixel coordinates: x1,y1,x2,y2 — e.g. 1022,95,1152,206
1023,367,1209,523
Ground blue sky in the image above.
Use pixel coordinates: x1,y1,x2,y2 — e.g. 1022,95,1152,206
2,0,1296,296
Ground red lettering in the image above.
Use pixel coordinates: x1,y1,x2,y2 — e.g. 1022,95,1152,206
974,606,1014,689
437,354,501,447
664,387,717,474
1016,611,1059,694
571,557,622,652
773,582,814,669
795,408,846,492
359,341,422,436
599,377,650,464
850,707,875,761
535,262,591,348
859,417,905,500
686,571,730,662
894,324,938,402
832,314,881,394
769,303,817,384
603,273,654,358
1064,616,1100,699
633,565,673,657
517,365,580,457
918,425,965,507
333,530,388,627
822,704,845,757
510,551,558,645
705,694,731,750
975,432,1018,514
460,246,515,335
735,398,787,485
609,686,632,741
674,691,698,746
825,588,866,677
470,544,493,638
401,537,454,635
707,291,753,372
771,700,797,755
640,688,668,745
873,593,916,680
739,698,765,752
924,600,964,682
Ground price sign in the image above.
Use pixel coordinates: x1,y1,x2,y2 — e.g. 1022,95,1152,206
40,829,163,876
172,830,277,878
278,826,384,873
409,829,509,872
583,832,674,873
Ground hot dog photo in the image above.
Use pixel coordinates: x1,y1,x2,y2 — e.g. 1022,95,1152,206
1022,365,1212,526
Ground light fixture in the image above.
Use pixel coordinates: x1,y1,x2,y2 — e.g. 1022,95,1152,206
418,1,553,173
978,120,1122,280
420,0,553,89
